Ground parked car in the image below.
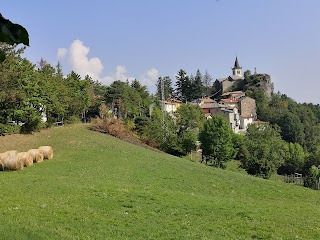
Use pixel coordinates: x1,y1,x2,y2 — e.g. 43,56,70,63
7,121,17,126
7,121,25,126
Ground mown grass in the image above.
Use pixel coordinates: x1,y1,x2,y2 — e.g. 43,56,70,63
0,124,319,239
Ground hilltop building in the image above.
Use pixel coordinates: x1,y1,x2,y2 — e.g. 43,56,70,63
216,57,245,93
193,90,257,132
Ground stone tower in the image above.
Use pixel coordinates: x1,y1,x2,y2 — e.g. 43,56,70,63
232,56,243,77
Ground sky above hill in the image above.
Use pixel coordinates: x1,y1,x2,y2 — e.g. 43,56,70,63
2,0,320,103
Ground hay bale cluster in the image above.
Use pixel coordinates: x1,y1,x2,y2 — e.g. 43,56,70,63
0,146,53,171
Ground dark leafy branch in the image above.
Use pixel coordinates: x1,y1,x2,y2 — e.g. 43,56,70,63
0,13,29,62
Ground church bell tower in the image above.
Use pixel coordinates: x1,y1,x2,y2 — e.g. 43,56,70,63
232,56,243,77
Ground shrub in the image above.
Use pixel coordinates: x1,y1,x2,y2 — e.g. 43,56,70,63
65,116,81,124
124,118,135,131
304,165,320,190
134,116,149,136
0,123,20,136
90,117,136,142
15,107,42,134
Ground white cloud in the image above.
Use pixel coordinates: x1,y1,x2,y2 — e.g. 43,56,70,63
101,66,159,89
57,39,159,92
101,65,135,85
139,68,159,87
57,39,103,81
57,48,67,59
114,65,130,82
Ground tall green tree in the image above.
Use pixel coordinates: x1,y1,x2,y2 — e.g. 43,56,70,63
240,124,288,179
202,70,213,97
175,69,191,102
156,76,174,100
107,80,132,118
199,116,235,168
0,45,48,132
277,142,305,175
142,107,177,152
211,80,221,98
86,78,108,119
175,103,205,155
131,79,152,117
107,80,151,119
36,59,60,122
63,71,91,120
192,69,203,99
274,111,305,145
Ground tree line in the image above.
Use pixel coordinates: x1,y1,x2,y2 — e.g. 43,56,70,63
0,44,93,133
2,42,320,190
156,69,214,102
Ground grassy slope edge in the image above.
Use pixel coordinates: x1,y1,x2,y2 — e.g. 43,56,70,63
0,124,319,240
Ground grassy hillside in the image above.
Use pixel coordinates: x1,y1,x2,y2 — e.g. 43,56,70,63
0,124,319,239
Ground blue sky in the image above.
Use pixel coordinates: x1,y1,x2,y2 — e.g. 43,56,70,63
2,0,320,103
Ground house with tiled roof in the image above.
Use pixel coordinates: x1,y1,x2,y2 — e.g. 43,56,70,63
220,97,239,109
149,99,182,116
161,99,182,114
192,97,241,133
218,91,257,130
193,98,219,115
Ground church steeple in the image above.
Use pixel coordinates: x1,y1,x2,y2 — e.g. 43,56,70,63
232,56,242,77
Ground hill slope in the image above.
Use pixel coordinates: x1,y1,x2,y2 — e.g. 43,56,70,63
0,124,319,239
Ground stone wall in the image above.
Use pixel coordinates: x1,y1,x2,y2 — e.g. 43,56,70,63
240,97,257,118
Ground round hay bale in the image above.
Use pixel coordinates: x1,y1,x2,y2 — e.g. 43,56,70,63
0,150,18,171
2,151,24,171
0,150,17,160
28,149,44,163
0,154,5,171
16,152,33,167
39,146,53,160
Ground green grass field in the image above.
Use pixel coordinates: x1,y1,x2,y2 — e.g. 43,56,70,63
0,124,319,239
